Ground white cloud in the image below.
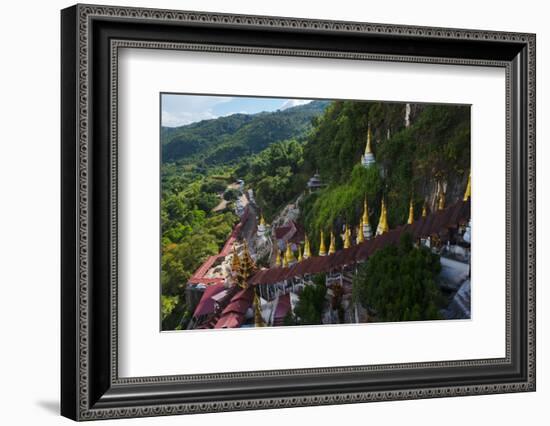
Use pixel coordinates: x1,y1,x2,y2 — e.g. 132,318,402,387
161,95,234,127
161,109,217,127
280,99,312,110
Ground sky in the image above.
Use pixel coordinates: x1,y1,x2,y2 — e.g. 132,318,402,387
161,94,313,127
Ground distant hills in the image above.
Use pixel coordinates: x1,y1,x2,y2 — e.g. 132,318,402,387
161,100,329,165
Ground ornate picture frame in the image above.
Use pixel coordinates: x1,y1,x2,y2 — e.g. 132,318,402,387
61,4,536,421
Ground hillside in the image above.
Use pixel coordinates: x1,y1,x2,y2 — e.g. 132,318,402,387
160,98,471,329
299,101,471,250
161,100,329,165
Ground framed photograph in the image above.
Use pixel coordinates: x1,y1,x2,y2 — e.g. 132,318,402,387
61,4,536,421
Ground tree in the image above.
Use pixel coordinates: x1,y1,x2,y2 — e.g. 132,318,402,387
283,311,297,326
294,278,327,325
352,233,443,322
161,297,191,331
223,188,239,201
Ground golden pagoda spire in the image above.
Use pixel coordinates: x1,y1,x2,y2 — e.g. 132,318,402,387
376,198,389,236
241,240,255,267
357,220,365,243
319,230,327,256
284,242,295,265
303,234,312,259
254,289,265,327
297,245,303,262
422,202,427,217
275,246,282,267
365,125,373,155
463,173,471,201
231,246,241,273
259,214,266,226
237,240,256,288
438,191,445,210
407,199,414,225
343,225,352,249
362,197,370,226
328,231,336,255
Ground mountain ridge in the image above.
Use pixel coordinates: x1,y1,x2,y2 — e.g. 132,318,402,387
161,100,329,165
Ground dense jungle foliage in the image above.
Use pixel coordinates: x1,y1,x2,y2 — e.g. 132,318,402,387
352,233,443,322
160,102,329,329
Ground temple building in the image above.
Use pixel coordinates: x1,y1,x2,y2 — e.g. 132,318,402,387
307,173,325,193
361,125,376,168
273,220,305,254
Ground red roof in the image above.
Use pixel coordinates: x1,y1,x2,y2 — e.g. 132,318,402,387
221,288,254,316
249,199,470,286
214,312,245,329
274,221,305,245
274,224,294,239
192,283,226,317
214,287,254,328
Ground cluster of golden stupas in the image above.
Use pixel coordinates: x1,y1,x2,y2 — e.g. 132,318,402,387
272,173,471,268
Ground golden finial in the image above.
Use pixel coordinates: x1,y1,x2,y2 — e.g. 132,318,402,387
275,246,282,267
365,124,373,155
259,214,266,226
237,240,256,288
297,245,303,262
319,230,327,256
284,242,295,266
438,191,445,210
422,203,427,218
328,231,336,255
357,220,365,243
463,173,471,201
231,246,241,273
362,196,370,226
376,198,389,236
303,234,311,259
407,199,414,225
241,240,254,266
343,225,352,249
282,245,289,268
254,289,265,327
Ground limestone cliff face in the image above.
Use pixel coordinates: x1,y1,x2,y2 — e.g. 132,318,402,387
420,173,470,213
253,233,273,266
271,194,303,230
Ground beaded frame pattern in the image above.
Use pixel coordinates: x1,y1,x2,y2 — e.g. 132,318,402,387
74,4,535,420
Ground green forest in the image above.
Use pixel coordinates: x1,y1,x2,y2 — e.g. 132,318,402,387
161,98,470,329
160,101,329,329
352,233,443,322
